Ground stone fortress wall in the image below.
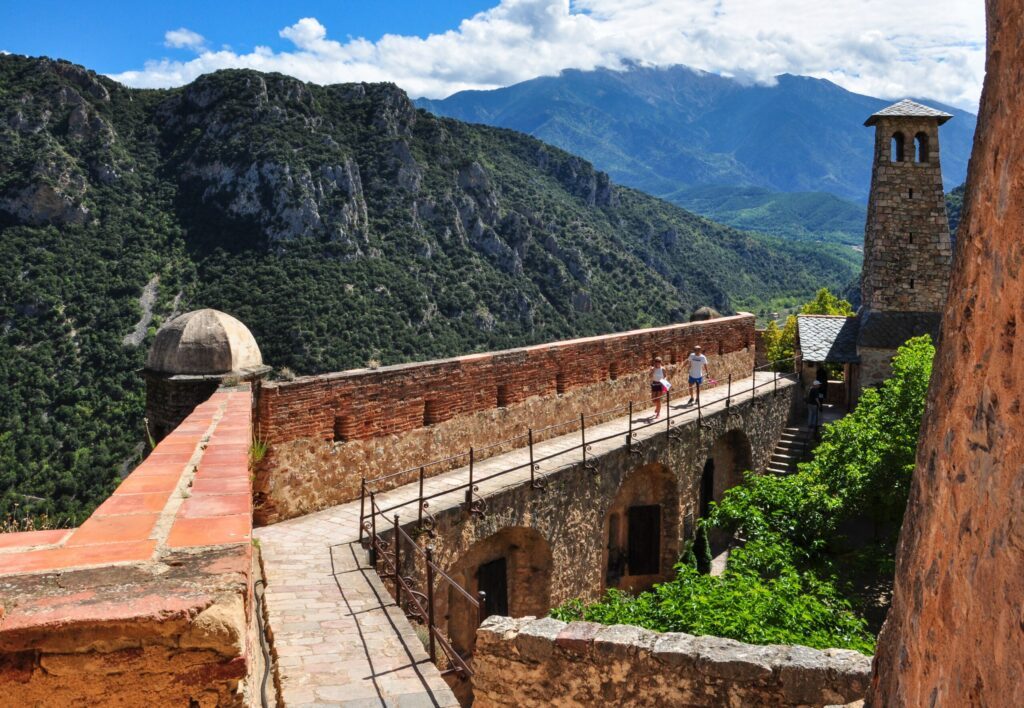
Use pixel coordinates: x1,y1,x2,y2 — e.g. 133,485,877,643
254,314,757,523
472,616,870,707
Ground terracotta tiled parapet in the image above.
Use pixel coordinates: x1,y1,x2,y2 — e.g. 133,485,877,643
0,388,257,706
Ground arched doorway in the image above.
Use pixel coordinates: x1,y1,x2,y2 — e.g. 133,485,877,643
704,429,753,506
700,458,715,519
603,462,678,592
444,527,552,656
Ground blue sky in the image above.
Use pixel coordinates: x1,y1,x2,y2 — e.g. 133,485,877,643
0,1,986,108
0,1,496,74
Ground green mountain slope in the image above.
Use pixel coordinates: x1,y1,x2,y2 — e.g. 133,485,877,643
669,186,867,245
416,65,977,204
946,183,966,238
0,56,858,522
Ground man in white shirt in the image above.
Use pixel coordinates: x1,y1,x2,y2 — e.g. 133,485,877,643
687,345,711,404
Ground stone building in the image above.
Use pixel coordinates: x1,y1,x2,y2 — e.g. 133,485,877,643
797,99,954,403
143,308,269,442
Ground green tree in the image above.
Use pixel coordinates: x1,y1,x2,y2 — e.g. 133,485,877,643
762,315,798,365
695,523,713,574
800,287,854,316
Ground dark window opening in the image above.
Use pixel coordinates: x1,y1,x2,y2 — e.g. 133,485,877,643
608,362,619,381
700,459,715,519
555,372,567,395
333,415,350,443
477,557,508,619
627,505,661,575
910,278,915,290
496,384,508,407
909,188,914,199
915,132,930,163
909,232,914,244
891,132,905,162
423,399,439,426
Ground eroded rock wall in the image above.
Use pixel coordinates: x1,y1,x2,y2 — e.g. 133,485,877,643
869,1,1024,702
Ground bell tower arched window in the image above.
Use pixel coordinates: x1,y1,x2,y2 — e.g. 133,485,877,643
890,132,906,162
914,132,929,163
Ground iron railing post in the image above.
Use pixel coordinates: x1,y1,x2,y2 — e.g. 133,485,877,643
580,413,587,466
697,381,702,425
465,447,474,509
369,492,378,565
393,514,401,610
359,478,366,546
528,428,536,486
666,387,671,432
417,466,425,531
477,590,488,628
752,368,756,399
627,401,633,452
425,546,437,663
774,369,778,396
726,374,732,408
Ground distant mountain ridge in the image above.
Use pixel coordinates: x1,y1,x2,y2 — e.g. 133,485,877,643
416,65,977,205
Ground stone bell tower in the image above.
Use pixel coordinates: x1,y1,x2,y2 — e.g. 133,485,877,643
856,99,954,390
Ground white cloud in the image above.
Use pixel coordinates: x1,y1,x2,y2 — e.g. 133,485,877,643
163,28,206,51
111,1,985,110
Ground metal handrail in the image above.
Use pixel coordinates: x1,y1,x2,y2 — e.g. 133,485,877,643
362,497,485,678
361,362,798,532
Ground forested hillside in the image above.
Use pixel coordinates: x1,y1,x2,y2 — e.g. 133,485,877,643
0,56,857,523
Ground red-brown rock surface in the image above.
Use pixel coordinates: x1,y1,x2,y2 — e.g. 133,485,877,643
869,1,1024,703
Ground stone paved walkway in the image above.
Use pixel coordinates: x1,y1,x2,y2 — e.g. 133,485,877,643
255,372,788,706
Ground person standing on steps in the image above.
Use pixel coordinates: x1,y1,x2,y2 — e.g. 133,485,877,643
650,356,668,419
687,345,711,404
807,380,824,429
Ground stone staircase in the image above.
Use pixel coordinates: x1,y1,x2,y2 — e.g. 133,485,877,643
766,426,814,475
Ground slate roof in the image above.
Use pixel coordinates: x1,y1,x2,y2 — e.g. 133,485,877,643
857,310,942,349
865,99,953,126
797,315,860,363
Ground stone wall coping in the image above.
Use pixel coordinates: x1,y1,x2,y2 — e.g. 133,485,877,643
478,616,871,705
0,388,254,632
262,313,755,390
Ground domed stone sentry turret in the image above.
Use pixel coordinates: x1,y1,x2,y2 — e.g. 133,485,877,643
144,309,270,444
689,306,722,322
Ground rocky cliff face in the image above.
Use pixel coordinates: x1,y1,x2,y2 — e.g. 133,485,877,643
869,1,1024,703
0,55,858,523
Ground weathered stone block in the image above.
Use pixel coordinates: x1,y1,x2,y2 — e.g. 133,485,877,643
651,631,699,670
695,635,775,682
514,617,565,662
554,621,602,656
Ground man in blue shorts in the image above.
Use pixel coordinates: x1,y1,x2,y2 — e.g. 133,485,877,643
687,345,711,404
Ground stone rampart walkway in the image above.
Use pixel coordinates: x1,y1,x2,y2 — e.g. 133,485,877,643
254,372,788,706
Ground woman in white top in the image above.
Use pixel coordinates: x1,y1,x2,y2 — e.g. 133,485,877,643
650,356,667,419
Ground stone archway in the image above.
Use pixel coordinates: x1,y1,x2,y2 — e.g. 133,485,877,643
443,527,552,656
603,462,679,593
705,429,753,507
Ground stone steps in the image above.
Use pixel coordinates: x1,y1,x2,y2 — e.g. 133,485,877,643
767,426,813,475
